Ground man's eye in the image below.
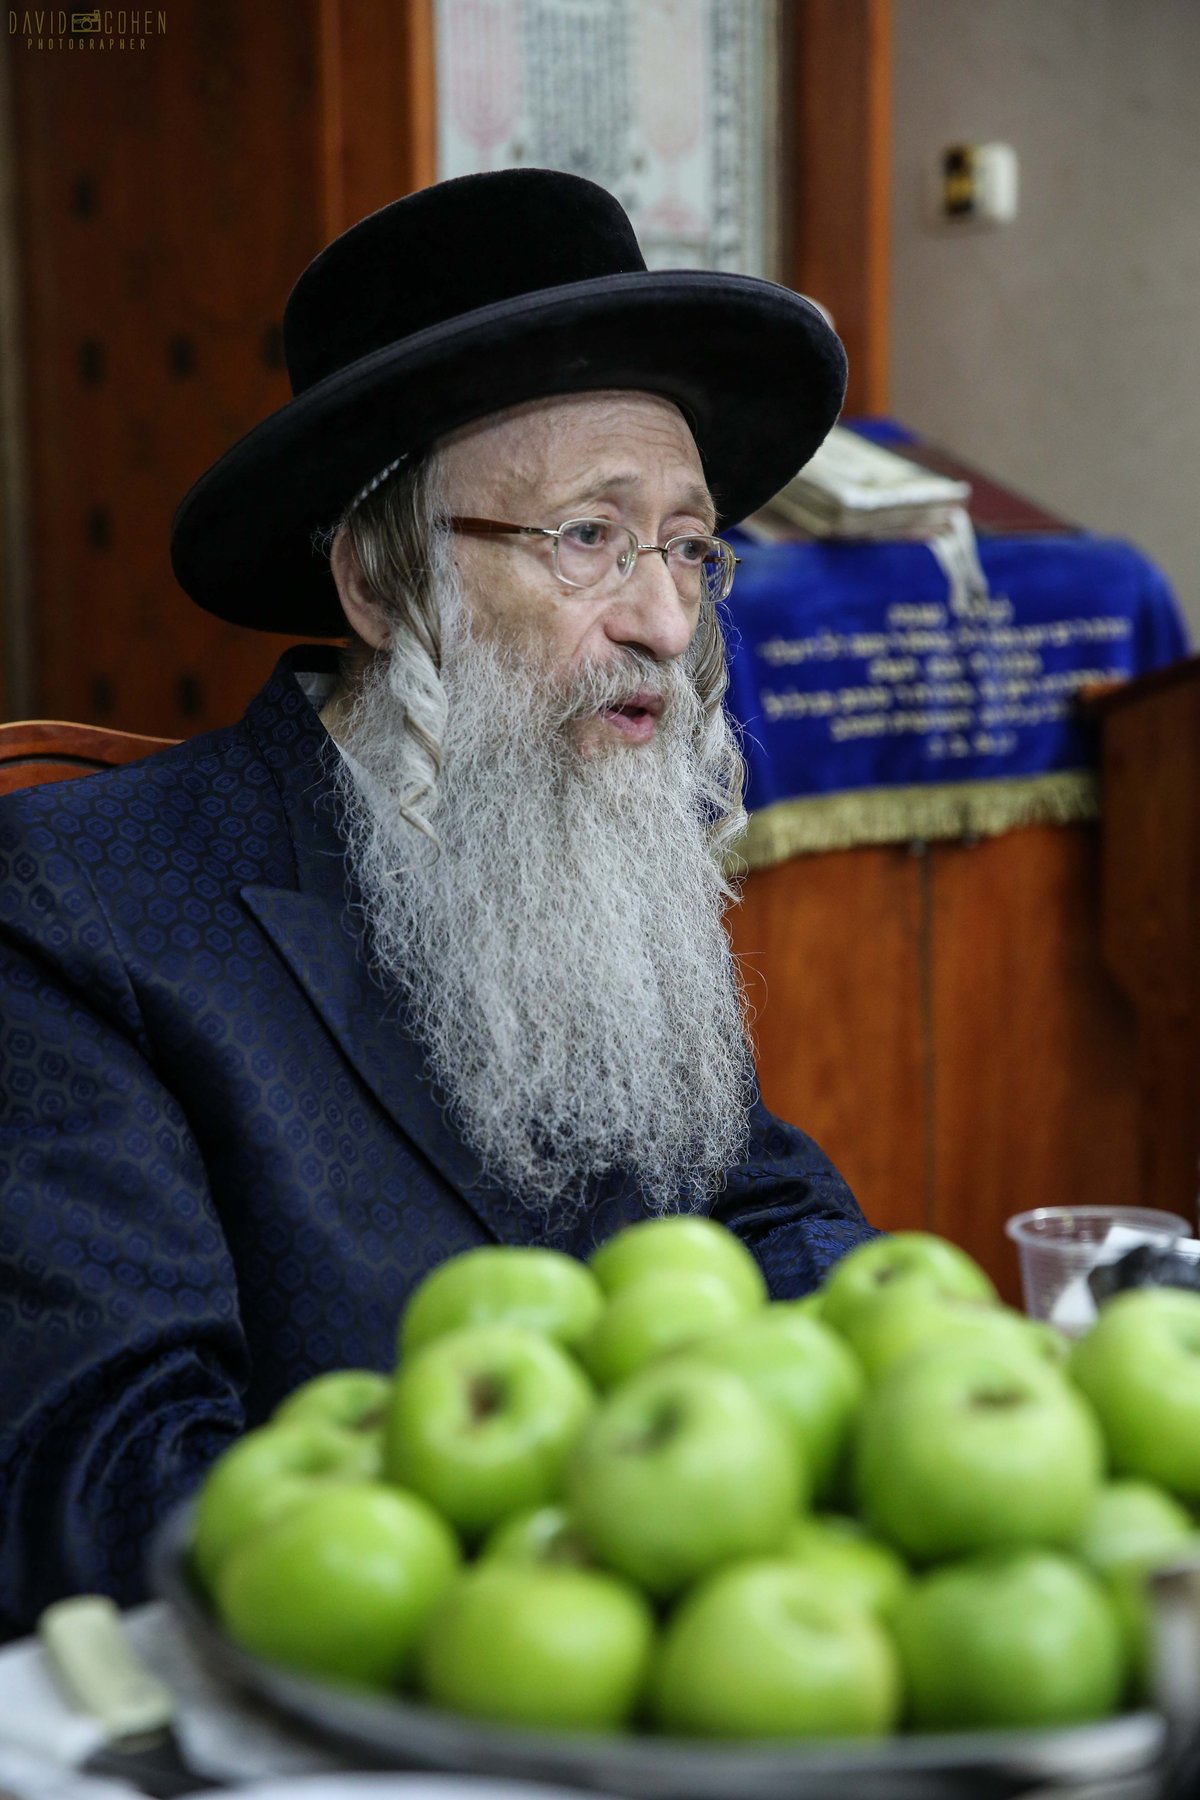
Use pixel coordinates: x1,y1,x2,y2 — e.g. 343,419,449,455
671,536,712,566
562,520,613,550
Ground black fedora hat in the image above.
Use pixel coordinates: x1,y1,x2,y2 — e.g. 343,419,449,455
170,167,846,635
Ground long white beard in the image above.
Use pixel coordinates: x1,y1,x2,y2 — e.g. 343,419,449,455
332,578,754,1223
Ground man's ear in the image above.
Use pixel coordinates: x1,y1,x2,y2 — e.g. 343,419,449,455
331,527,389,649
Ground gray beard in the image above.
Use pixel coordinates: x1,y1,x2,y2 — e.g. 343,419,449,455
331,587,754,1224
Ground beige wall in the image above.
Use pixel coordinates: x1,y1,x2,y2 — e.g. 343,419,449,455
890,0,1200,640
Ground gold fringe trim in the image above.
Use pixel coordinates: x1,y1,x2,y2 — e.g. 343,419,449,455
736,772,1100,870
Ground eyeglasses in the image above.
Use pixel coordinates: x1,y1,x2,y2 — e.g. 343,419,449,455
448,515,740,605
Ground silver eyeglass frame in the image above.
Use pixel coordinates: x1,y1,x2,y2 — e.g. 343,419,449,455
448,515,740,603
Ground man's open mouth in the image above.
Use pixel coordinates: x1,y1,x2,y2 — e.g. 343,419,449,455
603,690,664,724
598,692,664,742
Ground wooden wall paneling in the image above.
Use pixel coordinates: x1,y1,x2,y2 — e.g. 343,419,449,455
729,845,927,1235
927,826,1140,1302
780,0,891,415
0,31,34,719
316,0,437,239
10,2,323,735
1093,659,1200,1224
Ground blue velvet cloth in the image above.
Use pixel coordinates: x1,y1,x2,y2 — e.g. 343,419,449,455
724,531,1188,814
0,651,874,1635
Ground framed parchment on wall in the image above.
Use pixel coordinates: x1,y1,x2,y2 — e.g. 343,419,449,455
435,0,781,278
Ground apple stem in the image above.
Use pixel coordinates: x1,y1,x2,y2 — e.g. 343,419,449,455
618,1401,683,1455
467,1373,508,1423
970,1387,1027,1411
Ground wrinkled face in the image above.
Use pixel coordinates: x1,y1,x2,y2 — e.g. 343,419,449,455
438,390,714,755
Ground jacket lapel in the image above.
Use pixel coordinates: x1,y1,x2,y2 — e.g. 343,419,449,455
238,653,545,1248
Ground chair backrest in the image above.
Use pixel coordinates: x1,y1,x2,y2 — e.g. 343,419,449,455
0,719,178,797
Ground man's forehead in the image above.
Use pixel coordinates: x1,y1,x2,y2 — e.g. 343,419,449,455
541,465,716,528
438,389,710,515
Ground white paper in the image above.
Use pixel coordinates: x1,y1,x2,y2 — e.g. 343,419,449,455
1048,1222,1191,1334
789,427,971,514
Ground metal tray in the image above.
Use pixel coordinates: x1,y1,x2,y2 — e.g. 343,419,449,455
149,1502,1166,1800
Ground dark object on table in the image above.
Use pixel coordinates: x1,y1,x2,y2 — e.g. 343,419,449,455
39,1593,225,1797
1088,1242,1200,1305
82,1736,224,1797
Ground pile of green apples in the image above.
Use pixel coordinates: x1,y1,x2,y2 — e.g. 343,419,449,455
189,1220,1200,1741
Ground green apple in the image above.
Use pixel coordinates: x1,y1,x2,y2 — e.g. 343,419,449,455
891,1549,1125,1729
854,1344,1104,1561
579,1269,751,1389
780,1291,826,1321
672,1307,864,1502
821,1232,996,1340
479,1503,593,1567
271,1369,390,1475
842,1288,1066,1385
1074,1478,1196,1579
652,1559,901,1737
272,1368,390,1432
566,1362,800,1599
783,1514,910,1618
417,1561,654,1730
216,1482,460,1688
383,1322,594,1538
191,1419,378,1596
399,1245,604,1358
1070,1288,1200,1499
588,1215,768,1312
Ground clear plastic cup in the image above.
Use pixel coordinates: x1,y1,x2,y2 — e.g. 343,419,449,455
1006,1205,1192,1333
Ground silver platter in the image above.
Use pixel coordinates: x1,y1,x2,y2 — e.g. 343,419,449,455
149,1502,1165,1800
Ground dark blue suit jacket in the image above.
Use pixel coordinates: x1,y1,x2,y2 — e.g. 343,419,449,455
0,651,874,1633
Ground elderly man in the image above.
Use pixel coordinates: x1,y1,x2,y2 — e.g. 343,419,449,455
0,169,873,1633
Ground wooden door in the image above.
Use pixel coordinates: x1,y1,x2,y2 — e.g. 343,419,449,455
2,0,437,732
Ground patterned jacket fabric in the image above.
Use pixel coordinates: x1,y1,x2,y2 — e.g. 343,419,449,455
0,650,875,1635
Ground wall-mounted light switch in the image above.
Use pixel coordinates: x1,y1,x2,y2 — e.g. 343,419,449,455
937,142,1019,225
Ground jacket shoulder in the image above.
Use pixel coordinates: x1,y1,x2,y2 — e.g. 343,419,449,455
0,716,293,897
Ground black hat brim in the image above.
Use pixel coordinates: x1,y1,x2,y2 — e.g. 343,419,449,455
170,270,846,635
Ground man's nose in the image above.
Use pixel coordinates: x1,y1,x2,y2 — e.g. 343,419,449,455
602,551,696,663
